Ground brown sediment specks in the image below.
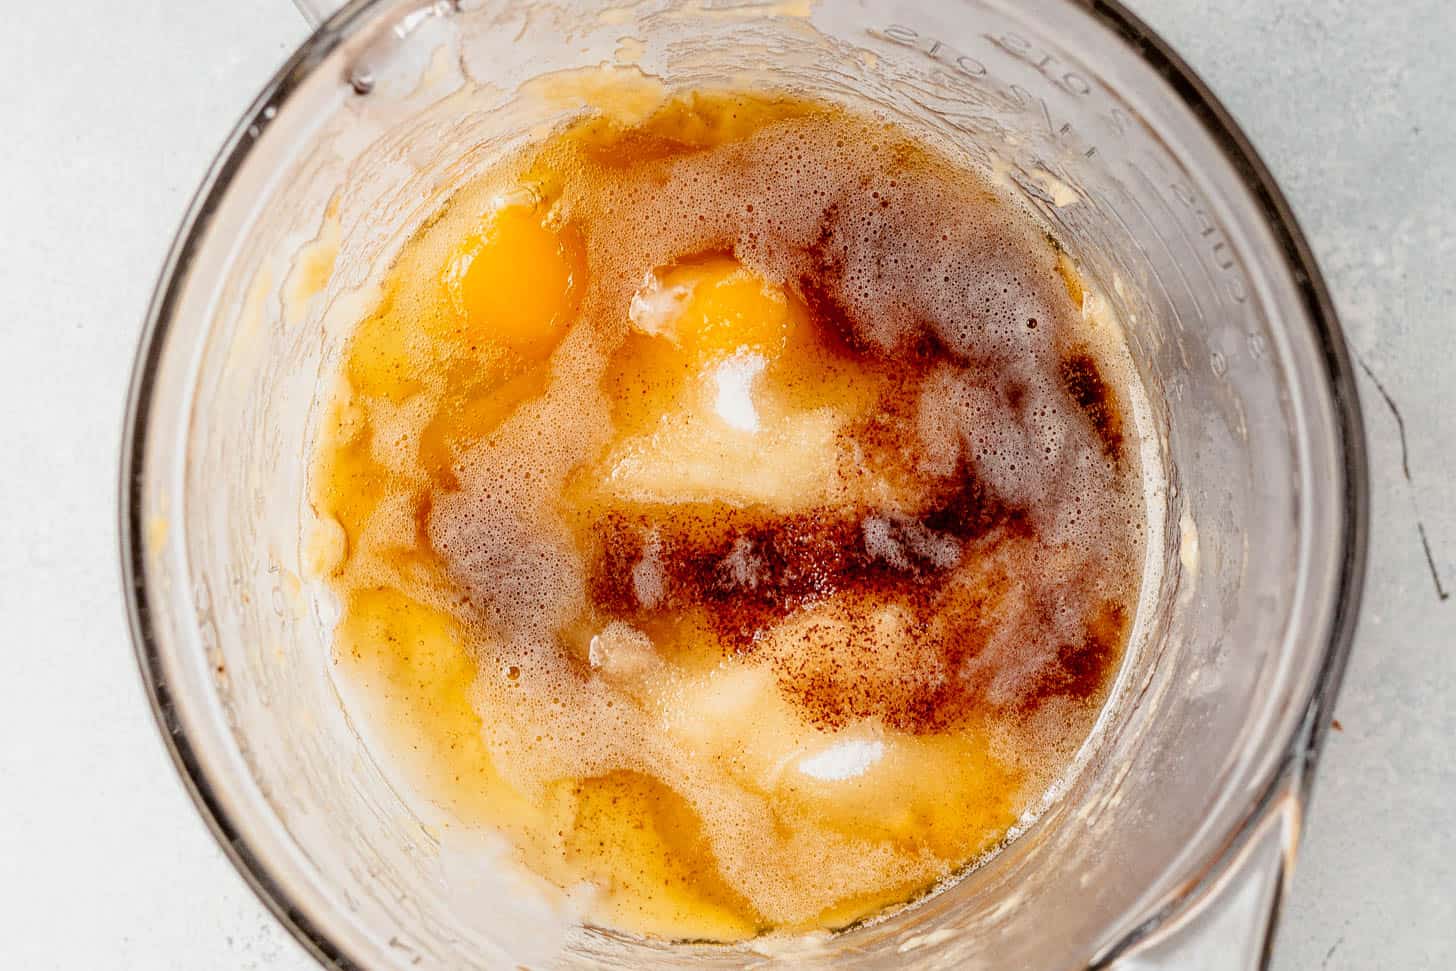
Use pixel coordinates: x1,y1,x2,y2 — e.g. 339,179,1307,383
584,465,1125,735
791,205,975,372
1059,350,1123,461
1048,600,1127,702
587,460,1015,647
580,459,1133,734
791,204,874,360
768,574,1002,734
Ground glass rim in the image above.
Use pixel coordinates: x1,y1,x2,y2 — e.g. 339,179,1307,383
118,1,1370,966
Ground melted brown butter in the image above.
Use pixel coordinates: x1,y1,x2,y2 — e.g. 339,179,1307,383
313,82,1145,941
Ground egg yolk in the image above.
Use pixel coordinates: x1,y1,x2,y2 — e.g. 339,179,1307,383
631,256,792,364
445,203,585,358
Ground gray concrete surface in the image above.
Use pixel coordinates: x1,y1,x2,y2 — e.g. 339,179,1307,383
1137,4,1456,968
0,0,1448,967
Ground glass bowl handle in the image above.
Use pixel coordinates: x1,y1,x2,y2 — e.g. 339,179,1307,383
1109,781,1302,970
291,0,344,28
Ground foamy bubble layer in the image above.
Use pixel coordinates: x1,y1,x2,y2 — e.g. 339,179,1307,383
315,88,1149,938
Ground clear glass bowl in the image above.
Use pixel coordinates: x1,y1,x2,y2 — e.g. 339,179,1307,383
120,1,1368,967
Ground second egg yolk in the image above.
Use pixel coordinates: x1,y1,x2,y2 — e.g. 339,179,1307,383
633,257,793,365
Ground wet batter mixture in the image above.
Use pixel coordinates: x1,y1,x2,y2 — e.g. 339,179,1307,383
311,86,1147,941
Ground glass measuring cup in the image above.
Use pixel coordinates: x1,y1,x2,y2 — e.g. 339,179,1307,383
119,1,1367,967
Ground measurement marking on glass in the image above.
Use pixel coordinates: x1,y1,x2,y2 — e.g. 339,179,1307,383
1130,164,1222,309
1121,179,1206,325
1102,183,1185,331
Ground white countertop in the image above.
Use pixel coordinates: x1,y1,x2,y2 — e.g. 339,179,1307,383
0,1,1449,967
